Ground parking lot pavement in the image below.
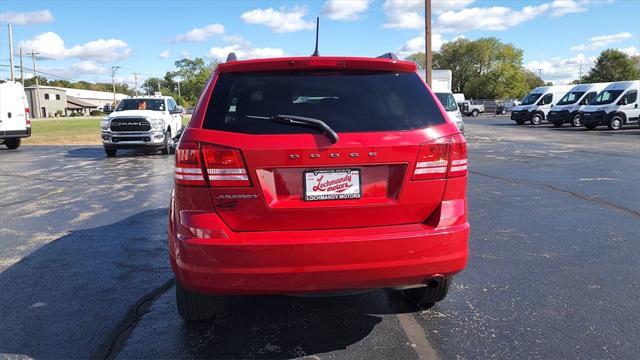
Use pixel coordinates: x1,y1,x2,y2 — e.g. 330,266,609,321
1,117,639,359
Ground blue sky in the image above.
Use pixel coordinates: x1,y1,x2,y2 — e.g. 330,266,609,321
1,0,639,86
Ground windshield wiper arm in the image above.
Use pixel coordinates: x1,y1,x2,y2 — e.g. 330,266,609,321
246,114,339,144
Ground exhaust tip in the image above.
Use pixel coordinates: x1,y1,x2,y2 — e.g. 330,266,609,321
426,275,444,288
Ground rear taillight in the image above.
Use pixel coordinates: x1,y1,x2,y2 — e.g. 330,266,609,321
202,145,250,187
448,134,468,177
412,134,467,180
25,107,31,126
175,142,206,186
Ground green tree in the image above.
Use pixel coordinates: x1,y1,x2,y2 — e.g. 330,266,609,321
405,52,425,69
584,49,640,82
522,69,544,91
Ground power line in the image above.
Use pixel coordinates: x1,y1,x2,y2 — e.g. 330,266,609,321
0,64,77,82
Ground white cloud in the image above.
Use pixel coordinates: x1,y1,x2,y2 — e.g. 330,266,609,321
526,54,595,84
0,10,54,25
174,24,224,42
571,32,633,51
208,35,284,61
322,0,370,21
18,32,131,63
436,3,550,33
241,7,315,33
619,46,639,56
382,0,475,29
159,50,171,59
550,0,588,17
70,61,109,75
397,33,444,58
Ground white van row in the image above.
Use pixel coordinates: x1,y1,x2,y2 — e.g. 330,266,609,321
0,80,31,149
510,80,640,130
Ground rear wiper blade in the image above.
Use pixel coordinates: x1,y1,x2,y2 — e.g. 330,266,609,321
246,114,339,144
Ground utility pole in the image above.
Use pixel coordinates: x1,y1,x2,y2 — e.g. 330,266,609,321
19,48,24,86
8,24,15,81
132,72,140,96
424,0,432,86
537,69,543,81
111,66,121,109
27,50,40,118
578,60,583,84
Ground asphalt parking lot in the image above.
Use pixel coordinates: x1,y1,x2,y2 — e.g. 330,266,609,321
1,117,639,359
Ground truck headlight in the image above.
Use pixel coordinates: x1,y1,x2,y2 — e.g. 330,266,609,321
149,118,165,130
101,118,110,130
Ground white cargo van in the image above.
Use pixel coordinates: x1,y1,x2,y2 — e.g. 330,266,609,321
427,70,464,132
580,80,640,130
547,83,611,127
0,80,31,149
510,85,574,125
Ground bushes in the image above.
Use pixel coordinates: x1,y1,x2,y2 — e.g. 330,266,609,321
90,110,103,116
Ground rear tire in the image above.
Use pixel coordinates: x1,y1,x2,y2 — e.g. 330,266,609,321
105,148,117,157
471,109,479,117
176,281,218,321
607,115,623,130
402,278,450,309
4,138,21,149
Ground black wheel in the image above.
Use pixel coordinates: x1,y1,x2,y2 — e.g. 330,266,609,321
515,119,526,125
584,123,597,130
105,148,117,157
4,138,21,149
570,114,581,127
161,130,174,155
176,281,218,321
402,278,450,309
530,113,543,125
607,116,623,130
471,109,479,117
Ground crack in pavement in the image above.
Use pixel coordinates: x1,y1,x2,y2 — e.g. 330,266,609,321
92,278,175,360
471,170,640,219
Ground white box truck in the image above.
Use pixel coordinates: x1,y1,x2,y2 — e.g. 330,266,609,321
510,85,574,125
580,80,639,130
424,70,464,132
547,82,611,127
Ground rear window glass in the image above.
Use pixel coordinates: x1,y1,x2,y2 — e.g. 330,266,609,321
203,71,446,134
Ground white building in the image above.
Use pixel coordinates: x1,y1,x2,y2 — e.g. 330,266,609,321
47,87,128,111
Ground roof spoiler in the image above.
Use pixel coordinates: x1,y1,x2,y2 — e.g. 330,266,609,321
226,52,237,62
377,52,399,60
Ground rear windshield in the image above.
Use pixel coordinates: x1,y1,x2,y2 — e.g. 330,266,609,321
202,71,446,134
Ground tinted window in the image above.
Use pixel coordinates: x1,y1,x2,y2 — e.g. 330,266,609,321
203,71,446,134
581,92,597,105
591,90,624,105
625,90,637,104
167,99,176,111
435,92,458,112
557,91,585,105
538,94,552,105
116,99,165,111
56,94,61,100
44,94,49,100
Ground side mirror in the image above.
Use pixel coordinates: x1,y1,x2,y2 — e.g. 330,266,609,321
172,106,184,114
618,98,628,105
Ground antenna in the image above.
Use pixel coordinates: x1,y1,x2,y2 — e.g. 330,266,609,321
311,17,320,56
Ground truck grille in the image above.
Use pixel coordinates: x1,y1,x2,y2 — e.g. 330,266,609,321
110,118,150,132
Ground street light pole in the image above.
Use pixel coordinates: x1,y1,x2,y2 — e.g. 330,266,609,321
424,0,432,86
8,24,15,81
27,50,40,118
132,72,140,96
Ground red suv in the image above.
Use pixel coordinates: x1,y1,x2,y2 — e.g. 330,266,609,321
169,54,469,320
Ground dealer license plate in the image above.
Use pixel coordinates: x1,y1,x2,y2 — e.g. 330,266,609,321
304,169,361,201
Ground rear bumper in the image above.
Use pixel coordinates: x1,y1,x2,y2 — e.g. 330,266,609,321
0,128,31,139
169,210,469,295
